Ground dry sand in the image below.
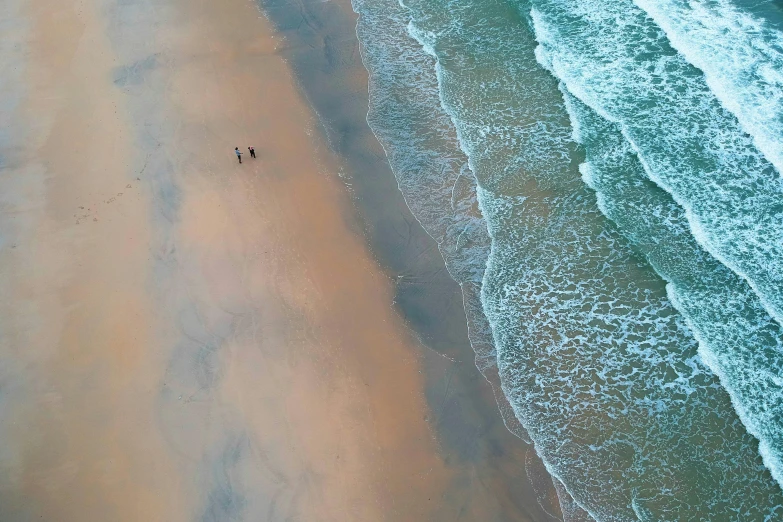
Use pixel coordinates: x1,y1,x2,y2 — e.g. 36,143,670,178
0,0,462,519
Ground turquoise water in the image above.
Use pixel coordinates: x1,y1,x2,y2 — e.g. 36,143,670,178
351,0,783,518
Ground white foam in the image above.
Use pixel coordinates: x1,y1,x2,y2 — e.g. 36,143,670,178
631,0,783,179
353,0,530,442
560,79,783,507
357,0,783,516
530,0,783,385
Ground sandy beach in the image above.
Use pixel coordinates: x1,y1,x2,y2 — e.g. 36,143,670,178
0,0,554,520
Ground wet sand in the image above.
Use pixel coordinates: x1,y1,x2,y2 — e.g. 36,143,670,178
260,0,561,519
0,0,555,520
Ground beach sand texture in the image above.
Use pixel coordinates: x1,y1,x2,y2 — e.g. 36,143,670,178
0,0,553,520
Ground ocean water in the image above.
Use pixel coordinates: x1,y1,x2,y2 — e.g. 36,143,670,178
349,0,783,519
352,0,531,444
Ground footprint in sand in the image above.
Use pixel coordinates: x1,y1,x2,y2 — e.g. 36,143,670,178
79,183,132,221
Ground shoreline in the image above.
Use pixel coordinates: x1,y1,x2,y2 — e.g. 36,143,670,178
257,0,559,519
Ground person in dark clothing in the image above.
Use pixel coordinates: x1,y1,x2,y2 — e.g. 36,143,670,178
235,147,243,164
248,146,256,159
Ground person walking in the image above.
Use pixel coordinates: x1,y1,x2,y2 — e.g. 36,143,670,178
235,147,243,164
248,146,256,159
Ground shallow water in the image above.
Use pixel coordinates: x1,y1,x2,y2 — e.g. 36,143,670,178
350,0,783,518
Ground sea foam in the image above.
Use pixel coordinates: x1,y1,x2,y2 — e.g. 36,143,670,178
529,0,783,393
405,0,783,517
560,81,783,507
631,0,783,179
350,0,532,447
351,0,783,516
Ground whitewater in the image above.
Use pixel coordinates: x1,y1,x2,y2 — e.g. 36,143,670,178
351,0,783,518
